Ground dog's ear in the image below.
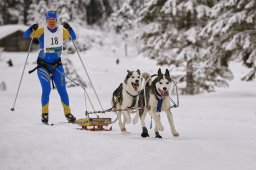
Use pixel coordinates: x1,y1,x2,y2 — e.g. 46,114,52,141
127,70,131,74
165,69,170,78
158,68,162,75
137,69,141,75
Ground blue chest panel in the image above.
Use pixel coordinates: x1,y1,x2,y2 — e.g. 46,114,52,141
156,98,163,112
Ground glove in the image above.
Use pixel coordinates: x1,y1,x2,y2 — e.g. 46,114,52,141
30,23,39,31
62,22,71,30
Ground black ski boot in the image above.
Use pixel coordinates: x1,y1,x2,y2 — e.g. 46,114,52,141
41,113,48,124
65,113,76,123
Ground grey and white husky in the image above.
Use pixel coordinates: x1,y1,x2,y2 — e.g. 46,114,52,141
112,70,144,132
134,69,179,138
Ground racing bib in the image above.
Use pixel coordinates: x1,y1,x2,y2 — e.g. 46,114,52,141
44,26,63,53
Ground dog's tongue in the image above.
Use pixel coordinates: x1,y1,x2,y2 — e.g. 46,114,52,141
134,85,138,91
158,89,168,97
132,83,138,91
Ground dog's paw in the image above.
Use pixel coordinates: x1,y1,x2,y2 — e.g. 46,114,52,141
172,132,179,137
155,132,162,139
121,128,127,132
141,132,150,138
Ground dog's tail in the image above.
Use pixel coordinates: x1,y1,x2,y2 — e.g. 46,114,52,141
142,72,152,86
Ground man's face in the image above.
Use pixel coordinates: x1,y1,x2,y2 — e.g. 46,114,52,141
47,18,57,29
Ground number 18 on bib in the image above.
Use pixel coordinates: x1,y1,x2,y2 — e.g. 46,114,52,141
44,26,63,53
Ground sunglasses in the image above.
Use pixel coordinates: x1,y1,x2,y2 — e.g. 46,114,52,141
47,10,57,14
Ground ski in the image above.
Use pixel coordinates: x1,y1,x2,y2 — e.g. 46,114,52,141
43,122,54,126
42,122,74,126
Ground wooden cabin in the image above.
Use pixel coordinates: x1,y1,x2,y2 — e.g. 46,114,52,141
0,25,32,52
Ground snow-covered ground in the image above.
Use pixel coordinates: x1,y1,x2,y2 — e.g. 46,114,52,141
0,42,256,170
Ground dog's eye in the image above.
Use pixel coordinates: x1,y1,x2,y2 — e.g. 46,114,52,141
132,76,134,78
159,82,163,84
166,82,169,84
138,76,140,79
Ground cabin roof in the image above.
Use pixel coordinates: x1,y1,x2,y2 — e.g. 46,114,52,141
0,24,28,40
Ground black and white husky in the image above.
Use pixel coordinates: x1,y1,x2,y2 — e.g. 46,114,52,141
112,70,144,132
134,69,179,138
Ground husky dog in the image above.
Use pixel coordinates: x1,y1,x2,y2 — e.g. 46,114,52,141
134,69,179,138
112,70,143,132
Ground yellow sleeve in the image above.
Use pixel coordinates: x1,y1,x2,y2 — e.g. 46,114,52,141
63,28,70,40
30,27,44,39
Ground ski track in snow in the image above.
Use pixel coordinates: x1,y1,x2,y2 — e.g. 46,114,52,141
0,47,256,170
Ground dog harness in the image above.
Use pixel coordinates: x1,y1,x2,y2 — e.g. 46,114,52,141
126,91,139,108
152,87,164,112
29,59,62,88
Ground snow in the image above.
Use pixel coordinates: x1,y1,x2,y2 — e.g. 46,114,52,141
0,37,256,170
184,28,197,43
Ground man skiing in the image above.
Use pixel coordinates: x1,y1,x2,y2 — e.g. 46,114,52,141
24,10,77,124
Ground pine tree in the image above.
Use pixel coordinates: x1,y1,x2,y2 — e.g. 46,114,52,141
201,0,256,81
48,0,84,25
73,0,122,26
109,0,135,34
106,0,149,57
108,0,149,34
23,0,33,24
0,0,24,24
27,0,84,26
138,0,227,94
27,0,48,25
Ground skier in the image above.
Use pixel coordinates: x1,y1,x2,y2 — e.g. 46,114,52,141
23,10,77,124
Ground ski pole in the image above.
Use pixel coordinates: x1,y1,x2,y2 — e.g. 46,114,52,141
11,36,34,111
71,38,104,111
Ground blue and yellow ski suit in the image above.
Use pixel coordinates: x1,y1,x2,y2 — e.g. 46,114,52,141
23,26,76,115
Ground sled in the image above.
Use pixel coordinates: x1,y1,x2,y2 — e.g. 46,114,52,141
75,117,113,131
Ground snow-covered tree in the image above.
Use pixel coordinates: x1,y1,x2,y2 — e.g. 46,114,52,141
138,0,228,94
201,0,256,81
0,0,24,25
27,0,48,25
50,0,86,25
23,0,33,24
106,0,149,58
109,1,135,34
27,0,85,26
108,0,149,34
129,0,148,12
